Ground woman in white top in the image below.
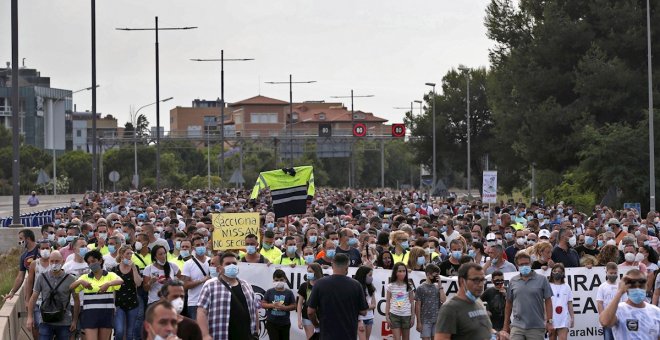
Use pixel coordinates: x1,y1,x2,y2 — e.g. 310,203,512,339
549,263,574,340
469,241,488,265
142,245,180,304
355,266,377,340
639,244,659,298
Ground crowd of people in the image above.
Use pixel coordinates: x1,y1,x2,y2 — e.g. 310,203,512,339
4,187,660,340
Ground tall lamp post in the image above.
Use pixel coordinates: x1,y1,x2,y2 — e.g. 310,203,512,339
117,17,197,190
458,66,471,196
53,85,99,195
132,97,173,189
10,0,20,225
647,0,656,212
265,75,316,167
414,100,423,115
425,83,436,196
330,90,374,188
190,51,254,181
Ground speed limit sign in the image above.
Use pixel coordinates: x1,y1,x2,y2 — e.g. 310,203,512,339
391,123,406,137
353,123,367,137
319,123,332,137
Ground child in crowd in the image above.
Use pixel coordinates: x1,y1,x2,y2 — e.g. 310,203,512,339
262,269,296,340
415,264,446,340
549,263,574,340
386,262,415,340
355,266,377,340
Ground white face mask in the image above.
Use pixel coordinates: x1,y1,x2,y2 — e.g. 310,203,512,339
635,253,645,262
273,281,287,290
171,297,184,314
516,237,526,246
625,252,636,263
568,236,577,247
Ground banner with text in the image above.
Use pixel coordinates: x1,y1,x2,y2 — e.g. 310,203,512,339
238,264,604,340
482,171,497,204
212,213,260,250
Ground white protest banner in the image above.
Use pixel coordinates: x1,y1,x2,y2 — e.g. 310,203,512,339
482,171,497,203
237,263,604,340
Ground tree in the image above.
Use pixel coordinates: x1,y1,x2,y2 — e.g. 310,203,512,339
58,151,92,193
136,114,150,139
124,122,135,137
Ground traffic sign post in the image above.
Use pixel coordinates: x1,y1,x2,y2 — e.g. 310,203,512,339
108,171,120,193
391,124,405,137
353,123,367,137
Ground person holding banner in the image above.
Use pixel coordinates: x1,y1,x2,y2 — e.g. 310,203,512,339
599,268,660,340
548,263,574,340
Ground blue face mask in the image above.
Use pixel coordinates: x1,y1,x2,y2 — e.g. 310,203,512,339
223,264,239,278
79,248,88,257
491,257,498,265
440,226,448,233
266,223,275,229
57,237,67,246
179,250,190,258
175,241,182,250
123,232,130,241
209,267,218,278
66,236,75,242
417,256,426,266
452,251,463,260
87,231,94,238
597,240,604,247
309,236,317,244
262,242,272,250
585,236,594,246
326,249,336,258
519,265,532,276
348,238,358,246
628,288,646,304
304,255,314,264
468,249,476,258
401,241,410,249
195,246,207,256
246,245,257,255
108,245,116,254
306,272,315,281
505,233,513,240
287,246,297,254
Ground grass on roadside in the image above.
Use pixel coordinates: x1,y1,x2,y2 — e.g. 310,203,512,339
0,247,21,308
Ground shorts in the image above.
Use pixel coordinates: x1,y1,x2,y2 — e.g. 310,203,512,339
389,314,412,329
302,318,313,326
421,322,436,337
360,318,374,326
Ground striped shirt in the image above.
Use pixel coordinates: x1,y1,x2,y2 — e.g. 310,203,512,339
198,277,260,339
74,271,121,311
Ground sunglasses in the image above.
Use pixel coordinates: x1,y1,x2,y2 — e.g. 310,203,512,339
493,280,505,285
625,279,647,287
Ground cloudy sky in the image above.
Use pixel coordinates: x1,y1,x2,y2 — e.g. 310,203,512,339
0,0,493,130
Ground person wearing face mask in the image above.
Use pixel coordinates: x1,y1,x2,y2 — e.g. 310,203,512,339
435,262,495,339
484,244,517,275
144,223,171,252
155,280,202,340
599,269,660,339
502,252,554,340
24,240,55,339
336,228,363,267
278,236,305,267
70,249,124,340
102,236,121,271
618,244,648,274
262,269,296,340
142,300,182,340
481,270,506,332
88,221,110,255
297,263,324,339
241,234,270,264
548,263,574,340
316,239,337,267
442,220,461,245
197,252,260,340
26,250,80,340
3,229,39,302
260,230,283,264
414,264,445,340
112,245,143,340
144,245,181,306
551,228,580,268
390,230,411,267
182,236,211,321
575,227,600,258
439,239,464,277
505,230,527,265
597,262,627,340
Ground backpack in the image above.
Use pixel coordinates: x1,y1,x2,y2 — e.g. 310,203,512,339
40,274,70,323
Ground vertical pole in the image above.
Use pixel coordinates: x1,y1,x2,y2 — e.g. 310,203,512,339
350,89,354,188
11,0,20,224
381,139,385,188
532,163,536,203
207,127,211,190
432,85,436,196
155,16,161,190
648,0,656,212
289,74,293,168
51,100,57,196
239,139,244,188
466,72,471,196
220,50,225,180
91,0,97,192
133,110,138,188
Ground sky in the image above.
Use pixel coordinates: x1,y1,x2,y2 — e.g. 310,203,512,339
0,0,493,130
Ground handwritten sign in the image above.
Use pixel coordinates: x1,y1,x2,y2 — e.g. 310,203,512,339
212,212,260,250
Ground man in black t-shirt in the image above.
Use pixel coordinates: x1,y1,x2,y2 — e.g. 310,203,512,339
335,228,362,267
308,253,368,340
480,270,506,331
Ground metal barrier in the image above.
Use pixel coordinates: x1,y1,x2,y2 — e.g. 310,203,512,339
0,206,67,227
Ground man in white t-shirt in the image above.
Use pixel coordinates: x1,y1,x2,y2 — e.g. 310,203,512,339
599,268,660,340
181,236,211,321
597,262,627,340
442,221,461,245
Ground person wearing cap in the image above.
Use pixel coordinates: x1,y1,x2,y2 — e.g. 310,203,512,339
538,229,551,242
607,218,628,245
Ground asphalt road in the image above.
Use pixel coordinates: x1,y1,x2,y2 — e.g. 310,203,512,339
0,195,80,218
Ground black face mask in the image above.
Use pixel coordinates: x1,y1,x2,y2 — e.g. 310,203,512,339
164,231,173,240
552,273,564,281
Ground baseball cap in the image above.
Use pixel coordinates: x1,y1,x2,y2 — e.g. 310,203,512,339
539,229,551,239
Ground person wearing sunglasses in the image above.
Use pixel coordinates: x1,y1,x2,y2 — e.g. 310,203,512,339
435,262,495,340
481,270,506,332
600,268,660,339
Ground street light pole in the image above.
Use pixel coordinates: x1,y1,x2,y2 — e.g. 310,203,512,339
191,51,254,181
11,0,20,225
330,91,374,188
425,83,436,196
117,18,197,190
647,0,656,212
265,76,316,168
91,0,98,192
458,67,471,195
132,97,173,189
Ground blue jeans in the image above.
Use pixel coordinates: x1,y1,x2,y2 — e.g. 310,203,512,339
115,306,139,340
39,323,70,340
187,306,197,321
603,326,614,340
133,288,148,339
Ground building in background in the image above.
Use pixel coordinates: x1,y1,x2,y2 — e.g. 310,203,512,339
169,99,233,140
0,64,71,154
68,111,118,152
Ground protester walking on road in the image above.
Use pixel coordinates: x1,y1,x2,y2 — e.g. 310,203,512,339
548,263,574,340
386,262,415,340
